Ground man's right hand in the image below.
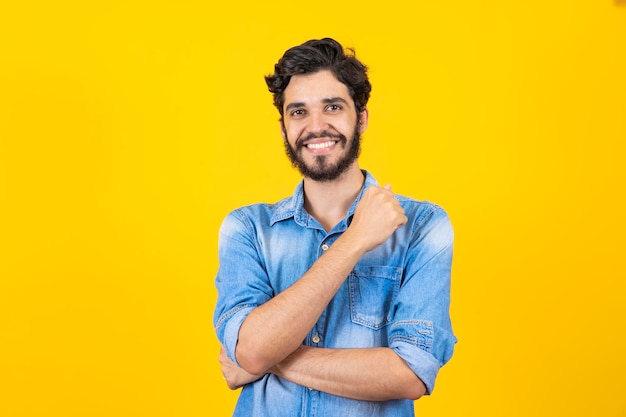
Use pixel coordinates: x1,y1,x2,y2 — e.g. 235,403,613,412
344,185,407,253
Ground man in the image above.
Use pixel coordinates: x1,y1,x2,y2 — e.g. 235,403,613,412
214,38,456,416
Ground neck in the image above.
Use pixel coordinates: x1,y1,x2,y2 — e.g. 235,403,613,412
302,164,365,232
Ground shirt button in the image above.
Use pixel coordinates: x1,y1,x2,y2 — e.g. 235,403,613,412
312,333,321,343
321,244,329,251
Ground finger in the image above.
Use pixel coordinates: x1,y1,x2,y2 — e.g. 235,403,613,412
383,184,392,190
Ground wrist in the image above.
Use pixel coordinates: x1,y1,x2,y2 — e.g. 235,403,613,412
335,228,368,258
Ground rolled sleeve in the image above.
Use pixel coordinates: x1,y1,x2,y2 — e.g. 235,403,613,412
216,305,256,366
389,320,454,394
213,210,273,365
388,204,457,394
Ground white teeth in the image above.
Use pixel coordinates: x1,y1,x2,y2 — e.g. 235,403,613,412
306,140,336,149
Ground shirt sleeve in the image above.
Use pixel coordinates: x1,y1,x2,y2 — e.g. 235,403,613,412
388,204,456,395
213,209,273,367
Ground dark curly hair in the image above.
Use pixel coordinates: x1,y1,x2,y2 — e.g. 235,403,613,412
265,38,372,118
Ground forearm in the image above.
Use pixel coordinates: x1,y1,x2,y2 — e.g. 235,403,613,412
271,345,426,401
236,233,365,374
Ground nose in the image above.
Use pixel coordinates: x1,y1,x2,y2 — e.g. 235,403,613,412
308,110,327,134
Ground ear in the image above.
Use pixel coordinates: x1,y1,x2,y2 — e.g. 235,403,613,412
358,108,369,133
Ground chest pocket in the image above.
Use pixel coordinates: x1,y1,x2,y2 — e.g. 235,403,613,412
348,265,403,330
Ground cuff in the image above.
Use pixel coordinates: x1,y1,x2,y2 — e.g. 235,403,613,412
389,319,441,394
216,305,255,367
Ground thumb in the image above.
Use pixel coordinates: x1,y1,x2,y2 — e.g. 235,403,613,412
383,184,392,191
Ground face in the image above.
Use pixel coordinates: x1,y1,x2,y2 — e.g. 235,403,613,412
281,70,368,182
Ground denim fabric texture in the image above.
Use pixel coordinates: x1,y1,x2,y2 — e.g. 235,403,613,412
214,171,456,417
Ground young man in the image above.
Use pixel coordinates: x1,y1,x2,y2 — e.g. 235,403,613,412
214,38,456,416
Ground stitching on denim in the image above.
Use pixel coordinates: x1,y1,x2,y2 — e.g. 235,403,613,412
233,208,254,234
351,265,403,279
413,203,437,229
215,303,254,330
391,319,434,328
231,210,271,276
390,319,434,352
389,335,417,345
348,267,402,330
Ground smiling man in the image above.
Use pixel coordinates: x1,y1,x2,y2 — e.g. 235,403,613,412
281,71,363,184
214,38,456,417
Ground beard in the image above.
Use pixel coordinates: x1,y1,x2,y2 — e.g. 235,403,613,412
283,121,362,182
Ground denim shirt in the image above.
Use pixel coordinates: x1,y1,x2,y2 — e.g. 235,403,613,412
214,171,456,417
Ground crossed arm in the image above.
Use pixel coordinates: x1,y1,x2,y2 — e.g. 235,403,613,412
220,345,426,401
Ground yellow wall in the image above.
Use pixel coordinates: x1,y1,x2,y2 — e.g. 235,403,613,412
1,1,625,416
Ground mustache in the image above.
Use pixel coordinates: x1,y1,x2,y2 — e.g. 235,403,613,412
296,131,345,148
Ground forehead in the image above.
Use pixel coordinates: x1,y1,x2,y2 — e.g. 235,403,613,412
283,70,352,107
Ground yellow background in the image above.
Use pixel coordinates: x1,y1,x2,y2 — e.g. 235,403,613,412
1,1,625,416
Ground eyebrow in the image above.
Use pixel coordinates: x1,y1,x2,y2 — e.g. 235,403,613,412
322,97,349,105
284,97,350,112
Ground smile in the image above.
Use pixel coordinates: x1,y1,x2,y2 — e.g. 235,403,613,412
306,140,337,150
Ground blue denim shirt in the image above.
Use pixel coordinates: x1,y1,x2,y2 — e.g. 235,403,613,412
214,171,456,417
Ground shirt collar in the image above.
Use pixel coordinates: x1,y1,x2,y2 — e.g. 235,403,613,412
270,170,379,228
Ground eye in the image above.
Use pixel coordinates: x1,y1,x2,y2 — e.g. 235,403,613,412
326,104,342,112
290,108,306,118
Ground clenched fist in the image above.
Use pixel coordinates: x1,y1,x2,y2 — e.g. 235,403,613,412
344,185,407,254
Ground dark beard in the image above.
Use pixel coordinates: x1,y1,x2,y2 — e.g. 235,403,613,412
283,121,362,182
